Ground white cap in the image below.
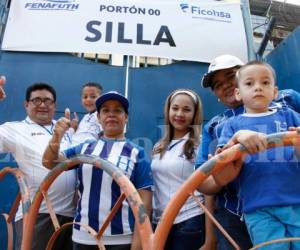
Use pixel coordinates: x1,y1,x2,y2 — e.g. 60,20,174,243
201,55,244,88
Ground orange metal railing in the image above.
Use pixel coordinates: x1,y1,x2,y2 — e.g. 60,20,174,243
2,131,300,249
0,167,30,250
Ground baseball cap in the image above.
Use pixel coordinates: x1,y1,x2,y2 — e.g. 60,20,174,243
201,55,244,88
96,91,129,113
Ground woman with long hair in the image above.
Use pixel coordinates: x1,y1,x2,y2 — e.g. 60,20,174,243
151,88,205,250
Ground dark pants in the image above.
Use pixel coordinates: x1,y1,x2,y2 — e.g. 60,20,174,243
154,214,205,250
73,242,131,250
15,213,73,250
214,207,252,250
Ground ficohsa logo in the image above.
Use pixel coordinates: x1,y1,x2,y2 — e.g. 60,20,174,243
25,0,79,11
180,3,231,22
180,3,189,13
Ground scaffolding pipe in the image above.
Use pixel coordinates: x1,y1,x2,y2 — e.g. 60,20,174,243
256,16,276,59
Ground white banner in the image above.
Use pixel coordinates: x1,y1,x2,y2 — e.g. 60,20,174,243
1,0,248,62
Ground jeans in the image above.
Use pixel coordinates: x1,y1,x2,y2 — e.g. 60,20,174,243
15,213,73,250
214,207,252,250
244,205,300,250
154,214,205,250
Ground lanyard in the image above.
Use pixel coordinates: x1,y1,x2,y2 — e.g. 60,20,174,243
25,118,54,135
38,123,54,135
24,118,71,143
167,139,184,151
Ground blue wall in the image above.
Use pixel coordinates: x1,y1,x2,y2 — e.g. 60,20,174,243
0,52,223,155
266,26,300,92
0,51,223,249
1,24,300,247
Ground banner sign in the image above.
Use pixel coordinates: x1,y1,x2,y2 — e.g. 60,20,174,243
1,0,248,62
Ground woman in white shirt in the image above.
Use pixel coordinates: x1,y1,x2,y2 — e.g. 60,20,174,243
151,89,205,250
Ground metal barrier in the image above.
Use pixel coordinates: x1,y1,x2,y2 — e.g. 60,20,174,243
153,130,300,250
21,155,153,250
6,131,300,249
0,167,30,250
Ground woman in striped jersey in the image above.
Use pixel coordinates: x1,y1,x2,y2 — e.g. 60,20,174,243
43,91,153,250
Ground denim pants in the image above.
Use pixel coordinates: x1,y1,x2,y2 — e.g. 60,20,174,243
214,207,252,250
155,214,205,250
15,213,73,250
244,205,300,250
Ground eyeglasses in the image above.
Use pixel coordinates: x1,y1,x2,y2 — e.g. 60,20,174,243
29,97,55,106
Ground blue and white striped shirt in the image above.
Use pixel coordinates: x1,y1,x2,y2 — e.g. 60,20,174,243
63,138,153,245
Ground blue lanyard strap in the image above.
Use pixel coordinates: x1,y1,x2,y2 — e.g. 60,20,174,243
38,123,54,135
167,139,184,151
24,118,54,135
25,118,71,143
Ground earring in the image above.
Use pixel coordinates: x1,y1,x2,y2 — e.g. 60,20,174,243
218,98,220,102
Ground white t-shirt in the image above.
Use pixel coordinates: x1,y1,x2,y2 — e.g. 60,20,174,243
71,112,102,146
0,117,76,221
151,135,204,224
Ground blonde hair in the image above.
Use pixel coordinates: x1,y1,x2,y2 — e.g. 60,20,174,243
153,89,203,160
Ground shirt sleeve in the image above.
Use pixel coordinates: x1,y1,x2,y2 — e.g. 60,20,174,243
289,108,300,126
278,89,300,114
195,123,213,168
0,123,16,153
131,149,153,190
218,119,235,148
62,143,84,158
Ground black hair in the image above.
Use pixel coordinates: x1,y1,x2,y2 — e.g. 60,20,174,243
25,83,56,102
81,82,103,93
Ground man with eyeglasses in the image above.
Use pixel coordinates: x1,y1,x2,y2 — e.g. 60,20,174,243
0,82,75,250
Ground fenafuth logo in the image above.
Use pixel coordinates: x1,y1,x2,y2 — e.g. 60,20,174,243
179,3,232,23
25,0,79,11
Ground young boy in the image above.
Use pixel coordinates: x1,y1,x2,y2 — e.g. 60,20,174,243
72,82,103,145
217,61,300,249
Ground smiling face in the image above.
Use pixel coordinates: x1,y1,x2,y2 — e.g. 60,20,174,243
97,100,128,139
235,64,278,114
24,89,56,125
168,93,195,139
211,67,243,108
81,86,102,113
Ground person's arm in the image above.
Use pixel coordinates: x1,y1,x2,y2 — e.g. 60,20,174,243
131,189,152,250
0,76,6,100
195,123,214,168
222,129,268,154
276,89,300,114
287,109,300,157
288,127,300,157
197,157,245,194
196,124,224,194
209,128,267,187
198,175,222,195
131,148,153,250
42,109,71,169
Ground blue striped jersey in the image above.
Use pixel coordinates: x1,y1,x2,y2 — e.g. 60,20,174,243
63,138,153,245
